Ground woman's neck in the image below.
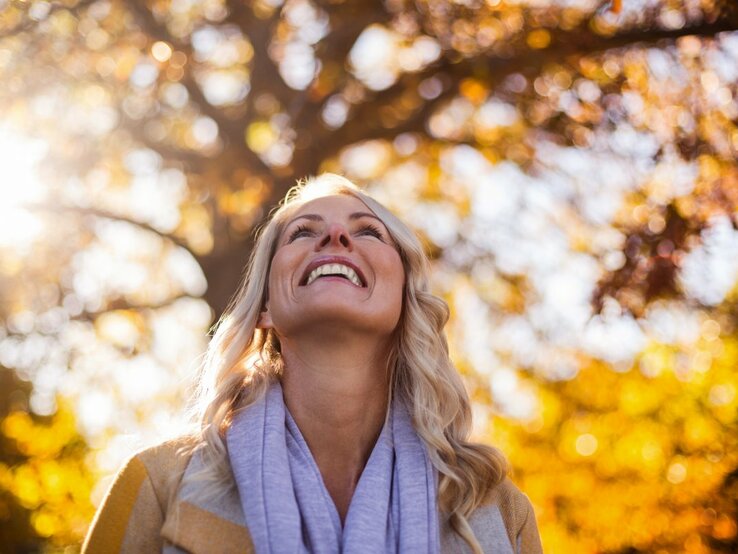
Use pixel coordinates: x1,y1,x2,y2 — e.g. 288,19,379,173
279,337,391,522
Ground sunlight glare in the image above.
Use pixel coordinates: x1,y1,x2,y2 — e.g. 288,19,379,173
0,125,49,248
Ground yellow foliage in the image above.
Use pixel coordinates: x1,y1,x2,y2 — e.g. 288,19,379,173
2,408,79,459
245,121,277,154
526,29,551,49
621,378,668,416
0,402,95,546
3,2,738,553
177,202,214,255
477,332,738,553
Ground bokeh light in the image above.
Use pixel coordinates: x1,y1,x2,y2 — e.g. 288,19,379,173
1,0,737,552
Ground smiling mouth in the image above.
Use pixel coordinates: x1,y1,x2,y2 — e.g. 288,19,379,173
303,263,365,287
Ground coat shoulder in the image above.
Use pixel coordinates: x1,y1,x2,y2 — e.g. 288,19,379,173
134,435,197,509
485,477,532,522
477,477,543,554
82,435,197,554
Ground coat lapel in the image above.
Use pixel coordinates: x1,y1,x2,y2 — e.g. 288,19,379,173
161,500,253,554
161,449,253,554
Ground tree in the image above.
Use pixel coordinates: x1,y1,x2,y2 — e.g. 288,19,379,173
1,0,737,551
0,369,95,551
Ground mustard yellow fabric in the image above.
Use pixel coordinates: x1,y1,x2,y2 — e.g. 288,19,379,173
161,500,254,554
82,455,148,553
82,437,543,553
82,439,192,554
490,476,543,553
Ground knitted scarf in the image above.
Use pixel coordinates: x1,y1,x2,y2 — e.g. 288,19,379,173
226,381,440,553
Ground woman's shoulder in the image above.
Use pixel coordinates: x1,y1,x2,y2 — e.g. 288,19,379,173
112,435,198,503
82,435,198,553
133,435,197,487
484,476,533,517
471,477,543,553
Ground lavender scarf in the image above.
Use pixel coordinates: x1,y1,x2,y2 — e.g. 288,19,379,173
226,382,440,554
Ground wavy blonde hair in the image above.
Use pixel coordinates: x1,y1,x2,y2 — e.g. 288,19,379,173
183,173,507,552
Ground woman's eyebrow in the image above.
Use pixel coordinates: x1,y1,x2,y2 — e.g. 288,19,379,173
287,214,323,226
349,211,382,222
286,212,382,226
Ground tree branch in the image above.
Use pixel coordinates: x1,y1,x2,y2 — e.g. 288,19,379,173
226,1,296,109
315,15,738,160
71,293,202,322
117,115,211,166
28,203,197,256
126,1,274,176
291,1,391,131
0,0,97,41
526,17,738,60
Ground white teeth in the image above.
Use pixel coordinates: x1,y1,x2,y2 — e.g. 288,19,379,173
305,263,362,287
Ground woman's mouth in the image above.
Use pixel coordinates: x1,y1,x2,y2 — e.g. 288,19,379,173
305,263,363,287
300,257,367,287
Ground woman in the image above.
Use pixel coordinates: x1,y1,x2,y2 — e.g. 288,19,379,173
82,174,543,554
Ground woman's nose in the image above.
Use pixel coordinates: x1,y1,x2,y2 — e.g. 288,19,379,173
317,222,352,250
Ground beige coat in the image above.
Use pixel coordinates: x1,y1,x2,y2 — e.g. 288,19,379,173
82,438,543,553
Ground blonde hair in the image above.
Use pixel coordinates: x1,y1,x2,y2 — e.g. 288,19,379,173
183,173,507,552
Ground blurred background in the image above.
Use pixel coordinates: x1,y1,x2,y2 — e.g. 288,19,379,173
1,0,738,552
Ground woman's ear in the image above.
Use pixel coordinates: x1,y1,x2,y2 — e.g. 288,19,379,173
256,303,273,329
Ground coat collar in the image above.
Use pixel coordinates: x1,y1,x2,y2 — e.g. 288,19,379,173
161,500,253,554
161,449,254,553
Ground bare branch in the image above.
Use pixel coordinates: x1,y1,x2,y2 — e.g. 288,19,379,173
126,1,274,176
315,15,738,160
226,1,296,109
28,203,197,255
291,2,391,130
71,293,202,322
531,17,738,58
117,115,211,167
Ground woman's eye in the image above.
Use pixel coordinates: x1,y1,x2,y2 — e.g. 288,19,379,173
357,224,384,240
287,225,314,243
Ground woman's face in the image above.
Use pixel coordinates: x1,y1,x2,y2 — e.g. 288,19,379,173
258,194,405,340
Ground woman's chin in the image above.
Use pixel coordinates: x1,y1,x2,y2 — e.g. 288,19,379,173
280,307,400,339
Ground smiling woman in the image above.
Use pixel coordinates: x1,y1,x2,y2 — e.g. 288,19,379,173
82,173,543,554
261,195,405,346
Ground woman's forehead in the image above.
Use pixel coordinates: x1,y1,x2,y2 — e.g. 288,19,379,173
290,193,372,217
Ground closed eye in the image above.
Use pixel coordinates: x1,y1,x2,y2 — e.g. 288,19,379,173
356,223,385,241
287,224,315,243
287,222,386,243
